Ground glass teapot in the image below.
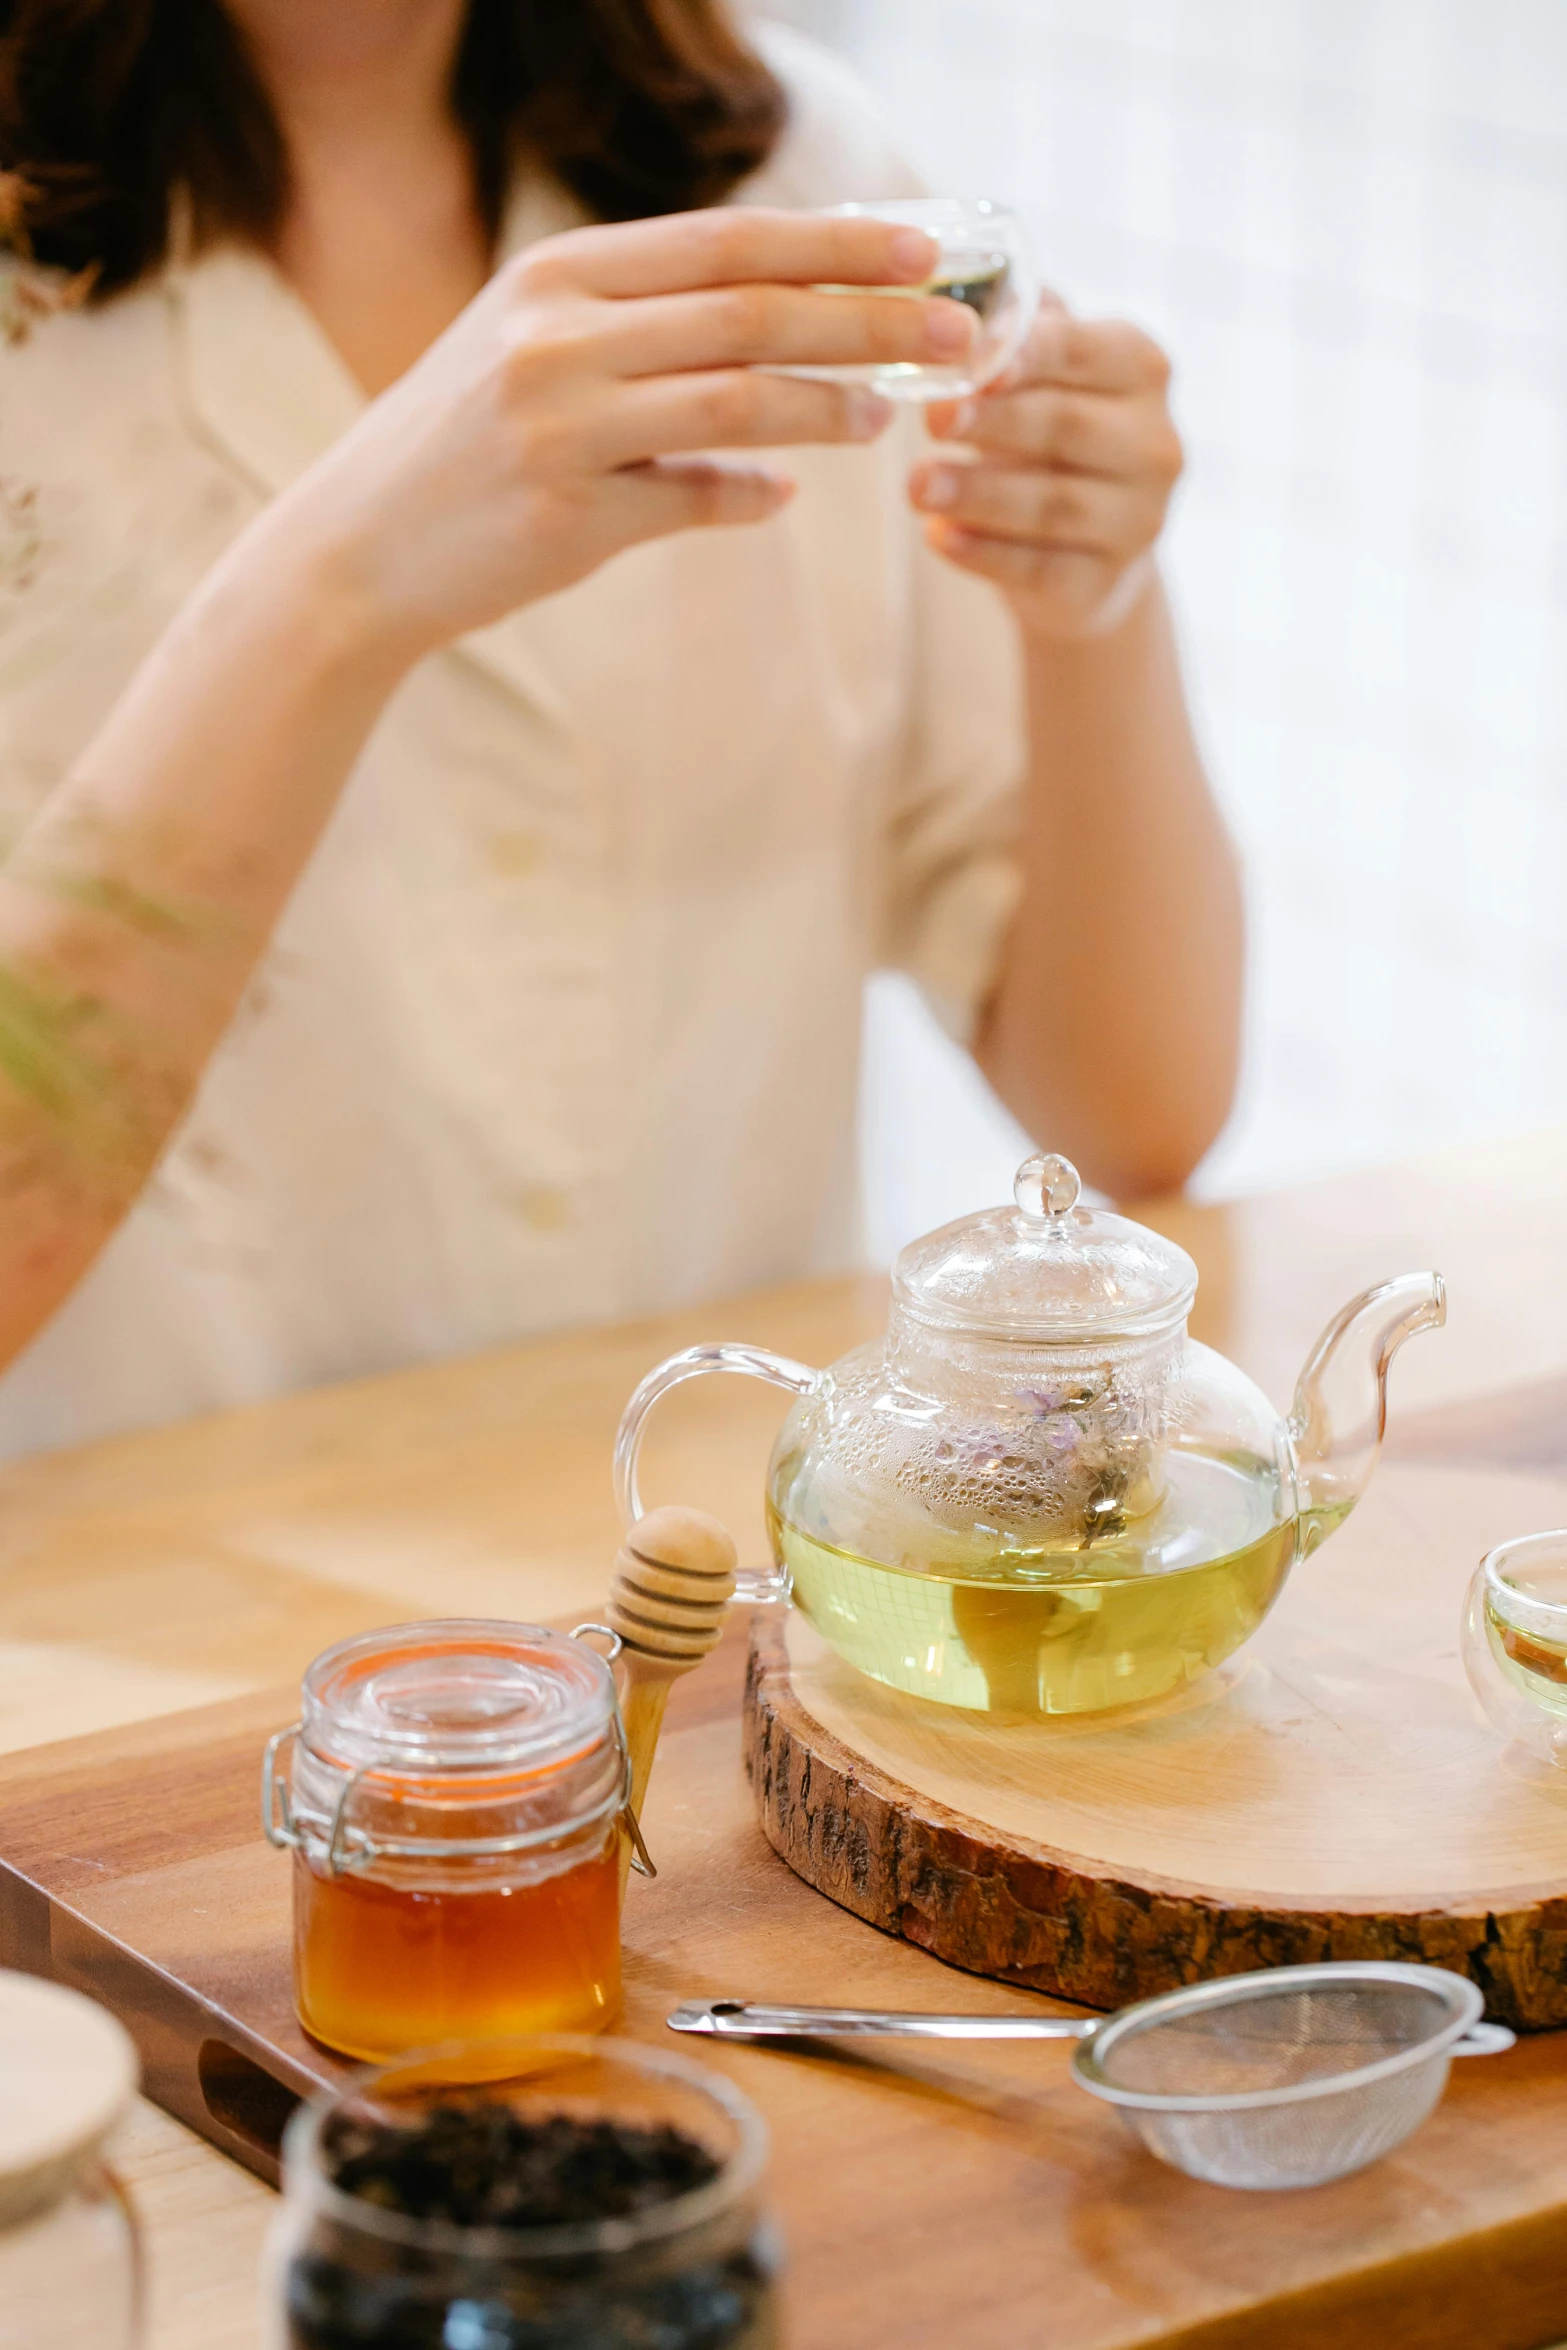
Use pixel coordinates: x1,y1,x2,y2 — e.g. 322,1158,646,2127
614,1155,1445,1718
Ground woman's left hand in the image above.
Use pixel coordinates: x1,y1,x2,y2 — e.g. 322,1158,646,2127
911,294,1183,639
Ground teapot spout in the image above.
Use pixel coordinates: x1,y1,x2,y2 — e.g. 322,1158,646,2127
1288,1272,1445,1546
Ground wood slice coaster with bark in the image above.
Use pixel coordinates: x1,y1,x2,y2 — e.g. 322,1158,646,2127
744,1462,1567,2027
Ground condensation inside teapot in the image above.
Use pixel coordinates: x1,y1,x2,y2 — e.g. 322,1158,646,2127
767,1155,1302,1717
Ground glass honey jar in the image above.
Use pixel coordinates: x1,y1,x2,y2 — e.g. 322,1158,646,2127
263,1621,634,2064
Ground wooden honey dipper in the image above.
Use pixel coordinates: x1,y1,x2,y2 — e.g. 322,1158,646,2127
607,1505,738,1888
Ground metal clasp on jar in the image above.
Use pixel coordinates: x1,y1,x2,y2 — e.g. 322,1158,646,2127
260,1621,655,1882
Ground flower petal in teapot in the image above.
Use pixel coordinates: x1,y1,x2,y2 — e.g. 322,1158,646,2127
615,1155,1444,1717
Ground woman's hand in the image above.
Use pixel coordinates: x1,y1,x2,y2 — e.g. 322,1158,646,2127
910,294,1182,640
0,203,978,1359
283,207,973,656
918,295,1241,1198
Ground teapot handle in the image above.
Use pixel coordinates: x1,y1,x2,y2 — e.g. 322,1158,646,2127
614,1343,822,1607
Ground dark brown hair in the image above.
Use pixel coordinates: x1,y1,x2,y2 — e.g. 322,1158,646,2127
0,0,787,299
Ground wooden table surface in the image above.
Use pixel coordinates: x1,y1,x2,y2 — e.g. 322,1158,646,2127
7,1125,1567,2350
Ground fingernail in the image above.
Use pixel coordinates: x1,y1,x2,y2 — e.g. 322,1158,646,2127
890,226,936,278
926,300,976,356
951,397,981,435
918,465,960,510
847,388,893,440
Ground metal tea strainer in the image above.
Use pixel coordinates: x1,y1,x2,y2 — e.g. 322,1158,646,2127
669,1962,1515,2191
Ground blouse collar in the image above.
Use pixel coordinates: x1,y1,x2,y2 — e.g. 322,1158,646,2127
167,172,583,500
165,174,587,720
169,244,364,502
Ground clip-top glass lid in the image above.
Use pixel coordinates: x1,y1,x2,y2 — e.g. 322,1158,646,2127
301,1621,616,1776
892,1153,1199,1342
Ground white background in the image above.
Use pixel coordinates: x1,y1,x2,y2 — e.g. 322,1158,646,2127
763,2,1567,1254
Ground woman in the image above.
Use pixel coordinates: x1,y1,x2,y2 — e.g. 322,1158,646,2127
0,0,1241,1455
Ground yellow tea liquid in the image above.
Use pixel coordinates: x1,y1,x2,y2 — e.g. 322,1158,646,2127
927,258,1011,319
821,260,1011,320
812,257,1013,394
293,1843,621,2063
770,1448,1300,1716
1485,1601,1567,1720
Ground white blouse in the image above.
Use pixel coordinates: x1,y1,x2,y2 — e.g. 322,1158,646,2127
0,25,1024,1458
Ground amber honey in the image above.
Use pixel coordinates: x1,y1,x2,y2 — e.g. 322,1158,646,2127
293,1841,621,2062
268,1620,629,2068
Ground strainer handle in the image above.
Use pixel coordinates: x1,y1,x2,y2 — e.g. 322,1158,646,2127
668,1999,1096,2041
1451,2020,1516,2056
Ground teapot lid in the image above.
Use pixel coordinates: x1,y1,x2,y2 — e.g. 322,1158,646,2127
892,1153,1198,1342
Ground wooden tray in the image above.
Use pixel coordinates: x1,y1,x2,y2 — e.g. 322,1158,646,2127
8,1597,1567,2346
745,1461,1567,2027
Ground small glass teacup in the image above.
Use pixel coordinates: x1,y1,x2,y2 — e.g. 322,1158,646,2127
1461,1530,1567,1767
784,196,1036,402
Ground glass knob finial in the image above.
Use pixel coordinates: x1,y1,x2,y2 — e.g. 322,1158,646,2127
1014,1152,1081,1221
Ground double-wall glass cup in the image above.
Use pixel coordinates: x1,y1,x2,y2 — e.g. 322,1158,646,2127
780,197,1036,401
1462,1530,1567,1767
267,2038,779,2350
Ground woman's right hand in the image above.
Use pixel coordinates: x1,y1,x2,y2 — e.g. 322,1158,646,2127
276,207,971,656
0,215,968,1366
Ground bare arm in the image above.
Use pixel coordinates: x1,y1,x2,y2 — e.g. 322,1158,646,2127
913,304,1244,1199
0,542,413,1355
979,575,1242,1197
0,207,968,1366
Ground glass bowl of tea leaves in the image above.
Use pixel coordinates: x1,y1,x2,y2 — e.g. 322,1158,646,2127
268,2037,778,2350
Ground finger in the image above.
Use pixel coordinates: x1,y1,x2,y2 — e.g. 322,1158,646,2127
1007,307,1172,396
924,518,1119,610
911,459,1161,557
587,369,896,467
599,280,975,378
585,460,796,565
924,286,1067,436
930,384,1180,480
623,457,797,528
518,206,939,299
